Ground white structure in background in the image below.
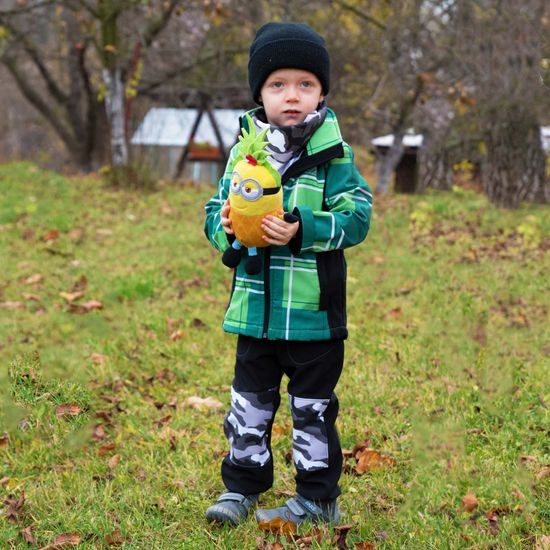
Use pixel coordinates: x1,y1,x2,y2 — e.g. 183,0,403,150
131,107,243,183
541,127,550,152
371,127,550,193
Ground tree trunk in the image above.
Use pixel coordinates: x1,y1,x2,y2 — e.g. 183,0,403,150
417,136,453,192
483,109,547,208
103,68,128,167
375,127,405,193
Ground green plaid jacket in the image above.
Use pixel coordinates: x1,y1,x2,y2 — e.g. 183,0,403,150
204,108,372,341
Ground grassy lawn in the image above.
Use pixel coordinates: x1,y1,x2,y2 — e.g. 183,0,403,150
0,161,548,549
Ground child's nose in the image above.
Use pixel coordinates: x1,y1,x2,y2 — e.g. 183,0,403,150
285,86,299,101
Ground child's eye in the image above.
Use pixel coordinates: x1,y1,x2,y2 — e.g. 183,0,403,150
270,81,284,88
301,81,313,88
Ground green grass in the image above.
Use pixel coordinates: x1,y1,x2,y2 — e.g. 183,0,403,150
0,161,548,549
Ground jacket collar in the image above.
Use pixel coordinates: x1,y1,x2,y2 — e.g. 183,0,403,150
240,108,345,183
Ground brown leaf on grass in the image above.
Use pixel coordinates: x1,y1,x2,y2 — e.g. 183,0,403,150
191,317,207,329
43,229,60,242
384,307,402,320
95,410,113,422
0,476,10,486
153,415,173,428
356,542,376,549
258,517,296,535
39,532,81,549
59,291,85,303
372,256,385,264
90,353,106,365
93,424,107,441
56,404,81,418
170,329,186,341
184,396,222,410
68,228,85,243
68,300,103,314
104,530,124,546
472,325,487,346
271,424,290,438
520,455,538,466
98,443,116,457
0,432,9,447
0,301,25,310
461,493,478,512
332,524,354,549
21,525,37,544
22,293,41,301
536,465,550,480
107,454,121,469
4,492,25,522
255,538,285,550
23,273,44,285
535,535,550,550
355,449,396,474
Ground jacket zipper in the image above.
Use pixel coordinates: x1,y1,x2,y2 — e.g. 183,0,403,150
262,247,271,338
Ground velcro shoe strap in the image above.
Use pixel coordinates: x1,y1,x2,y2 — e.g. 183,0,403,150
286,497,321,517
218,492,248,504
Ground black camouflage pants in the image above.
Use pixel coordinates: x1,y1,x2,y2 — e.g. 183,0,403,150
221,335,344,501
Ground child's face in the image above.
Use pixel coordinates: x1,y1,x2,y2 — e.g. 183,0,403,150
259,68,324,127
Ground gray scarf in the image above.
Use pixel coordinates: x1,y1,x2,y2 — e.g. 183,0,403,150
252,102,328,175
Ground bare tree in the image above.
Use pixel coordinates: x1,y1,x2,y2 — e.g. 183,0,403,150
455,0,548,207
0,0,229,171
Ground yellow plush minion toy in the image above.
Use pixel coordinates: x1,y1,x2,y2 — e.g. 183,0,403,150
222,114,283,275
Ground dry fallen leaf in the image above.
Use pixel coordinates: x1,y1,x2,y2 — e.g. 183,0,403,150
0,476,10,486
24,273,44,285
4,492,25,522
56,404,81,418
184,396,223,410
0,301,25,310
105,529,124,546
258,517,296,535
535,535,550,550
21,525,37,545
91,353,106,365
39,532,81,549
355,449,396,474
98,443,116,457
108,454,121,469
536,465,550,480
0,432,9,447
461,493,478,512
356,542,376,550
333,524,354,549
43,229,60,242
59,291,85,303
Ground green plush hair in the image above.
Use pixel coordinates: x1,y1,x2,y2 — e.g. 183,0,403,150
233,114,281,185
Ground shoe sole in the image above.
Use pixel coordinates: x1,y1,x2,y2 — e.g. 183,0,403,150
205,505,242,526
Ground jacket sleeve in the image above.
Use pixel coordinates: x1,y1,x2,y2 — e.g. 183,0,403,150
289,143,373,254
204,145,239,252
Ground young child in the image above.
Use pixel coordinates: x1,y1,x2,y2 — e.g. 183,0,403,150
204,22,372,528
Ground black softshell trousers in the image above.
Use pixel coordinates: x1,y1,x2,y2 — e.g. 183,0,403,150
221,335,344,501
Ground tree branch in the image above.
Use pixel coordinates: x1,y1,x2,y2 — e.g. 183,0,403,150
333,0,386,31
137,46,249,96
140,0,178,49
0,19,68,104
2,55,75,149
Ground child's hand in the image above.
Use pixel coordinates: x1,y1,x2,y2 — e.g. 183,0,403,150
220,199,234,235
261,210,299,246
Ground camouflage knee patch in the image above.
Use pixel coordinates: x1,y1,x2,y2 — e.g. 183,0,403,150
224,386,278,468
289,395,330,471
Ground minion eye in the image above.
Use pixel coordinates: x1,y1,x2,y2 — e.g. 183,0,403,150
240,179,262,201
230,174,241,194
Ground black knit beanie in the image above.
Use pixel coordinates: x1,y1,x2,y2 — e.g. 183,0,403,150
248,22,330,104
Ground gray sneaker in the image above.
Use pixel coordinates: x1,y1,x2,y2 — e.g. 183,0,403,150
256,494,340,528
205,492,259,526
